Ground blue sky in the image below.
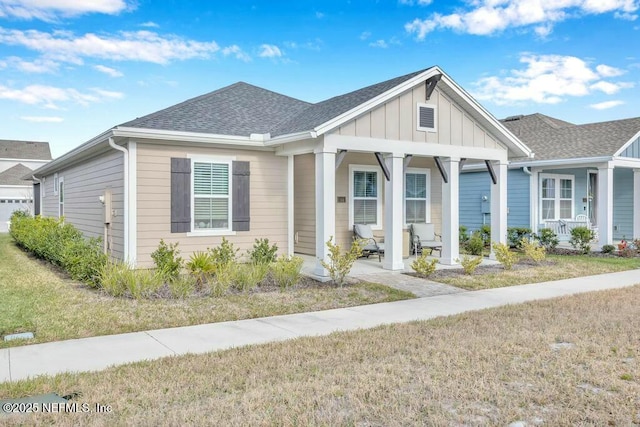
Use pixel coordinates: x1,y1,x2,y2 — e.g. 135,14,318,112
0,0,638,158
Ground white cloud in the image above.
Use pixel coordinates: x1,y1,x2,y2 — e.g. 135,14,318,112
93,64,123,77
0,0,130,21
20,115,63,122
590,100,625,109
140,21,159,28
399,0,433,5
359,31,371,40
0,84,123,108
369,39,388,48
222,45,251,62
90,88,124,99
472,54,633,105
406,0,640,39
258,44,283,58
315,11,325,19
0,56,58,73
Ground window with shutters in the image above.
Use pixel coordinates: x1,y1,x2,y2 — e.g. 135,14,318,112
417,103,437,132
349,165,382,230
404,168,431,225
191,158,232,232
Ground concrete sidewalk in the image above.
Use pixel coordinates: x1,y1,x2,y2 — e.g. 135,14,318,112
1,270,639,383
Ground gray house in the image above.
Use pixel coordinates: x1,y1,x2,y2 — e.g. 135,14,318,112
31,66,532,274
0,140,51,232
460,113,640,248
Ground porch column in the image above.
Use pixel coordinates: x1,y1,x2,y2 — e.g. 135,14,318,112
287,155,294,256
597,164,613,248
441,157,460,265
530,169,540,234
384,153,405,270
314,148,336,277
490,161,508,259
634,169,640,239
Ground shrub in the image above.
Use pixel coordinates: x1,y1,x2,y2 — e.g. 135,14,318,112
186,251,215,290
168,274,196,299
61,236,108,288
520,238,546,264
151,240,183,282
569,226,595,254
320,237,363,287
211,263,235,297
492,242,518,270
618,247,636,258
232,263,270,292
209,237,239,269
601,244,616,254
533,228,559,250
459,225,469,245
479,224,491,247
248,238,278,264
466,231,484,256
99,261,163,299
507,227,531,249
458,254,482,275
271,255,303,290
411,253,438,278
633,239,640,254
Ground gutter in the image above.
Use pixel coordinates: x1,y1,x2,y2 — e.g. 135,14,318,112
108,138,130,264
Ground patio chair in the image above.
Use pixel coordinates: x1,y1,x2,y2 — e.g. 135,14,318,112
353,223,384,262
410,223,442,257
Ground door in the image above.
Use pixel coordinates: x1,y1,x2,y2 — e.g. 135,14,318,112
588,171,597,225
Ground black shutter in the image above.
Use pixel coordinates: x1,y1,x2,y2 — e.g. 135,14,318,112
33,183,40,216
232,161,250,231
171,158,191,233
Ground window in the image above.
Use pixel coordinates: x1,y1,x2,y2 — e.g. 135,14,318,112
58,177,64,217
192,160,232,232
540,174,573,220
417,103,437,132
53,173,59,196
349,165,382,229
405,168,431,224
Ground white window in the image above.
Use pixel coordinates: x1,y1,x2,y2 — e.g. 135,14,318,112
53,173,59,196
58,177,64,217
417,103,437,132
540,174,574,220
191,158,232,233
349,165,382,230
405,168,431,225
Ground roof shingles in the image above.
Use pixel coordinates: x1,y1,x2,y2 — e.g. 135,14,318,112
0,140,51,160
0,163,34,186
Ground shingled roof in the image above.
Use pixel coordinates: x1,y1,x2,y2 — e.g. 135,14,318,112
0,140,51,160
501,114,640,161
0,163,34,185
120,68,431,137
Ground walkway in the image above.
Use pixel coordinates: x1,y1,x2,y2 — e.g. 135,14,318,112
1,270,639,383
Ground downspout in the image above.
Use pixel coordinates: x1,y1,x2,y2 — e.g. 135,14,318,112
108,137,129,263
522,166,532,175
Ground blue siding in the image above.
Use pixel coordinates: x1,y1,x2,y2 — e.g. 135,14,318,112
621,135,640,159
613,168,633,240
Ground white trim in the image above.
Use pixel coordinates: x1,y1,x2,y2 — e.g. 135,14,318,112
128,141,137,265
265,131,316,146
349,164,383,231
416,103,437,132
314,150,336,277
530,169,540,233
57,176,64,218
108,138,129,262
539,173,575,221
287,155,294,256
275,139,317,156
0,157,50,163
611,157,640,169
383,154,405,270
114,127,262,145
404,167,431,226
440,158,460,265
597,165,614,248
614,129,640,156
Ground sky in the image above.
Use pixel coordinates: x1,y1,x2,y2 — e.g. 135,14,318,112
0,0,638,158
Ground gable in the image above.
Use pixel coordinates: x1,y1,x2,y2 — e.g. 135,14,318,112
619,133,640,159
328,86,502,151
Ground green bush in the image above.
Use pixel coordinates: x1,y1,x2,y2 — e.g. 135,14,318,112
320,237,363,287
99,261,163,299
411,253,438,278
618,247,636,258
61,236,108,288
168,274,196,299
466,231,484,256
248,238,278,264
209,237,239,269
232,263,269,292
458,254,482,275
459,225,469,245
151,240,183,282
492,242,518,270
520,238,546,264
186,251,215,290
211,263,235,297
271,255,304,290
479,224,491,247
601,244,615,254
507,227,531,249
533,228,559,250
569,226,595,254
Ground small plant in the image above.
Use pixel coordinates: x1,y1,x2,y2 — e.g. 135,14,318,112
209,237,238,269
320,237,363,287
520,238,546,264
633,239,640,254
508,227,531,249
151,239,183,282
167,274,196,298
459,225,469,246
466,231,484,256
533,228,559,250
411,253,438,278
618,247,635,258
601,244,615,254
492,242,518,270
271,255,304,290
248,238,278,264
458,254,482,275
479,224,491,247
617,238,627,251
211,263,235,297
186,251,215,290
232,263,270,292
569,226,595,254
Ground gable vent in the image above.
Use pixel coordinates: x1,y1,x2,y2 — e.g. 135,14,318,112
417,103,437,132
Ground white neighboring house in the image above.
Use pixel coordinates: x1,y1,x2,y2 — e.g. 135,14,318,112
0,140,52,232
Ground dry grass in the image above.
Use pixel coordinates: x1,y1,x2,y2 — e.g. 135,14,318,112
2,285,640,425
0,234,412,348
430,254,640,290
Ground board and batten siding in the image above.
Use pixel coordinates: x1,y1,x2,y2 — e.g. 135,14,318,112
613,168,633,240
329,87,501,150
620,135,640,159
136,143,288,267
40,150,125,259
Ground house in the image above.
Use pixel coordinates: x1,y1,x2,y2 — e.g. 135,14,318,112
31,66,532,275
459,113,640,248
0,140,52,232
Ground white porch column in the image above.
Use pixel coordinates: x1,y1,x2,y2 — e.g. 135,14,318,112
314,148,336,276
634,169,640,239
384,153,405,270
597,164,614,248
490,161,508,259
441,157,460,265
530,168,540,234
287,155,294,256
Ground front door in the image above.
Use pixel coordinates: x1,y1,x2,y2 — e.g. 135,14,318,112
588,171,598,225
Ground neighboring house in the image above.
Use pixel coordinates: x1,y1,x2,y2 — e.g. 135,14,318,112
0,140,52,232
460,113,640,248
31,66,532,275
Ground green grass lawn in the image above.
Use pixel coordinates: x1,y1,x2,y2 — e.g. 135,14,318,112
0,234,413,348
